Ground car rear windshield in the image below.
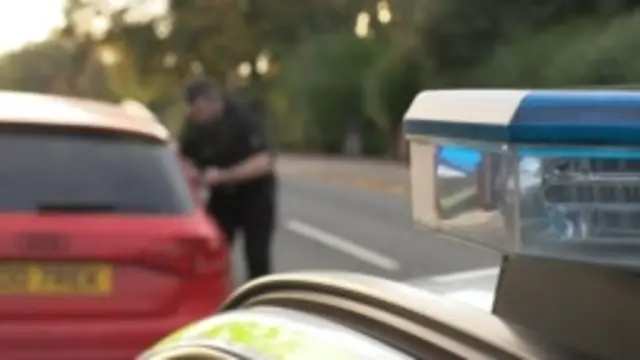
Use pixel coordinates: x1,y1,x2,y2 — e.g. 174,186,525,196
0,126,195,214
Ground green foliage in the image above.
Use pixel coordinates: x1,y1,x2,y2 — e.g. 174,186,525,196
241,0,379,58
0,38,114,100
415,0,640,85
362,49,427,156
167,0,254,77
267,32,385,153
0,40,73,92
159,99,188,135
4,0,640,158
102,39,174,103
472,12,640,87
469,18,603,87
542,12,640,86
364,49,427,129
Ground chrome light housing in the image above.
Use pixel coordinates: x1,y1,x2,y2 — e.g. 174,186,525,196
404,89,640,270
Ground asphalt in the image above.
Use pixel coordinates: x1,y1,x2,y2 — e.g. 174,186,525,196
231,155,500,285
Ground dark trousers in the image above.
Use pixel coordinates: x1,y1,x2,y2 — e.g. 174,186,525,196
207,184,275,281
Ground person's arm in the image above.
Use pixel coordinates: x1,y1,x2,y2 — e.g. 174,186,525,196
176,122,204,183
177,122,198,163
218,152,273,184
213,113,273,184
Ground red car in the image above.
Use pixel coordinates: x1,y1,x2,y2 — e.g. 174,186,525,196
0,92,231,359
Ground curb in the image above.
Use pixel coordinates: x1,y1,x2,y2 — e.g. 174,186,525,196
281,170,409,198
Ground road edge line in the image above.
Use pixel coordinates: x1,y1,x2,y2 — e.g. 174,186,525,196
423,267,500,283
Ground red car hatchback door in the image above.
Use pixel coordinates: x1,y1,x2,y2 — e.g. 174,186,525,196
0,125,230,357
0,216,225,318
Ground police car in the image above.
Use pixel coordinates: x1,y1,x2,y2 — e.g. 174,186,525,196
139,89,640,360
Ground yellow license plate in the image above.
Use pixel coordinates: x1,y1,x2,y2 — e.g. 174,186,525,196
0,262,113,295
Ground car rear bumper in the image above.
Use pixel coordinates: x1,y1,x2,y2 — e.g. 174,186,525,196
0,315,213,360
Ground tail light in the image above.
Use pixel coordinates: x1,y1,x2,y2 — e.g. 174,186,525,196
142,236,224,277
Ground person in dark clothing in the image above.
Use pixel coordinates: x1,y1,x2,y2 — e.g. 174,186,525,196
179,77,276,281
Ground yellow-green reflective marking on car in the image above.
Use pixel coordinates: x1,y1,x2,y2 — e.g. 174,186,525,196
153,317,355,360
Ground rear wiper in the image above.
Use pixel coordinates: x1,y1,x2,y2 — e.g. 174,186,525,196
37,202,117,213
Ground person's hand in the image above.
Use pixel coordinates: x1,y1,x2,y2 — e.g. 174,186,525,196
202,167,226,186
169,138,179,151
180,159,200,182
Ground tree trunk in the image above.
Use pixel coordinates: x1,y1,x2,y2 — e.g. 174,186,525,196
386,124,408,161
397,126,409,162
49,76,71,95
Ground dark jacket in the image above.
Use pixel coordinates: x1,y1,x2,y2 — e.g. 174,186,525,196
178,100,275,206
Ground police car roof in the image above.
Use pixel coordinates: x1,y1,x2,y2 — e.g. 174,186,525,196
0,91,169,141
403,89,640,146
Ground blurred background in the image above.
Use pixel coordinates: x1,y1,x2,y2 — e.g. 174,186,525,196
5,0,640,160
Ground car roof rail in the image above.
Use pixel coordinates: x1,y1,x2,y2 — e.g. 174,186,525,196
120,99,158,122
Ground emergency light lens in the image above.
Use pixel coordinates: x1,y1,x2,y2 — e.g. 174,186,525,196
409,140,640,269
404,89,640,270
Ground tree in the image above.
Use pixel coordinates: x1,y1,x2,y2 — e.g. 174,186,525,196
240,0,380,56
62,0,182,101
364,49,427,158
166,0,254,78
268,32,385,153
0,37,113,99
471,12,640,87
414,0,640,85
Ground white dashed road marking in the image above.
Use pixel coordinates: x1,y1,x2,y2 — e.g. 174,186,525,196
286,220,400,271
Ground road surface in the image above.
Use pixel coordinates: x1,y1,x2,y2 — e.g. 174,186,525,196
231,155,500,285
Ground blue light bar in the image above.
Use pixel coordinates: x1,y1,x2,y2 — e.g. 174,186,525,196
403,89,640,269
404,90,640,145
